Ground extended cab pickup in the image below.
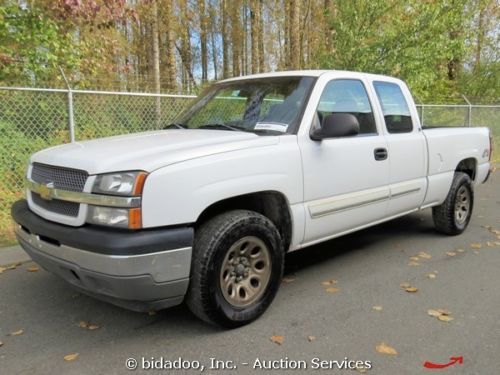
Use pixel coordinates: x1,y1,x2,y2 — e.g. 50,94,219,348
12,71,493,327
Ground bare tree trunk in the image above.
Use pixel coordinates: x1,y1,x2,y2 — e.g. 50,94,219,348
289,0,300,69
250,0,258,74
179,0,194,91
258,0,264,72
242,4,248,75
299,0,311,67
323,0,335,52
221,0,230,78
174,42,198,90
209,5,218,80
199,0,208,82
151,0,161,127
284,0,290,65
474,1,486,71
163,0,176,91
230,3,241,76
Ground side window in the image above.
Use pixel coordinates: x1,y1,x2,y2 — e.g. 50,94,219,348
317,79,377,135
373,81,413,133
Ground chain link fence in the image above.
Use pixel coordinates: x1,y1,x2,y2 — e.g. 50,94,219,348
0,86,499,245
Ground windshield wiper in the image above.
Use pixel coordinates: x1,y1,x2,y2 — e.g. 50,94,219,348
163,123,186,129
199,123,244,132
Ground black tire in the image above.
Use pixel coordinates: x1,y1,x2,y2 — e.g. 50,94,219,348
186,210,284,328
432,172,474,235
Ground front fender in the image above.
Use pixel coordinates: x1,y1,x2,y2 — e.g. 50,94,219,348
141,136,302,228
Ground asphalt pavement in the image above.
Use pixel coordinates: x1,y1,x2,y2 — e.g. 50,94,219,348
1,171,499,374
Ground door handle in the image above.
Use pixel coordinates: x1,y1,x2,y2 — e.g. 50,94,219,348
374,148,388,161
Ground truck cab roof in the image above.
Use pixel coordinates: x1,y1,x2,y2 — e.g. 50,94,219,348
219,70,405,85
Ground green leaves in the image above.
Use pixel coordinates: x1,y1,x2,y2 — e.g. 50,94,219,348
316,0,474,101
0,3,78,83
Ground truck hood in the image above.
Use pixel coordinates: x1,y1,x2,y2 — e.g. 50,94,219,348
31,129,279,174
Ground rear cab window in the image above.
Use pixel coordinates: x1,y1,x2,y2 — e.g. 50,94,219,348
373,81,413,133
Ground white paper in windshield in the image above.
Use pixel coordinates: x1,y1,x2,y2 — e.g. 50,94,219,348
254,122,289,133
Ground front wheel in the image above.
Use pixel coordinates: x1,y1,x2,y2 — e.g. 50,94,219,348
432,172,474,235
186,210,284,328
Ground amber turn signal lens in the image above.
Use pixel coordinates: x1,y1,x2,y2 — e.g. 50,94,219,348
133,172,148,195
128,208,142,229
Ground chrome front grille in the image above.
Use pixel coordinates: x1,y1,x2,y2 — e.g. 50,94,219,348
31,163,88,192
30,163,88,220
31,192,80,217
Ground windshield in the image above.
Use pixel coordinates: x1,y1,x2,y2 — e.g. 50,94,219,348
174,76,315,135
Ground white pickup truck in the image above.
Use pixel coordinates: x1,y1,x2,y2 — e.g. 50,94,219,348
12,70,493,327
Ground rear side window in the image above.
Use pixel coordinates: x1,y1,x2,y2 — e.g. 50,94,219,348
373,81,413,133
317,79,377,134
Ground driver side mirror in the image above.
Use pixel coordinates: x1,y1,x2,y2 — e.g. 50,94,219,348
310,113,360,141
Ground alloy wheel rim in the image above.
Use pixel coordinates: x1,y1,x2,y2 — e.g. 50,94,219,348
219,236,272,307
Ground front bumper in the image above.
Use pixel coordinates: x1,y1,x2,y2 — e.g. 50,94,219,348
12,200,194,312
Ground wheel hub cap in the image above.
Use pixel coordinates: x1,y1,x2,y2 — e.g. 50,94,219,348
235,264,245,276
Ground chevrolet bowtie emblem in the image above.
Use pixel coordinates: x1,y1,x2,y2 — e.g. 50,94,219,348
39,182,55,200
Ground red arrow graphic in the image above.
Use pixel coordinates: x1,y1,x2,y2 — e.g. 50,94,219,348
424,356,463,369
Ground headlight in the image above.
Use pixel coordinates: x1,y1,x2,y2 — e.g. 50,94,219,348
87,206,142,229
92,171,147,196
89,171,146,229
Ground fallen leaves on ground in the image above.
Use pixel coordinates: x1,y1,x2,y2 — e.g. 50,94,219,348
408,261,420,266
321,279,338,286
307,335,316,342
400,282,418,292
64,353,79,362
409,256,420,262
0,266,5,273
282,275,296,283
26,266,39,272
446,251,457,257
0,341,3,347
437,315,454,322
356,364,369,373
325,287,340,294
8,329,23,336
78,321,100,330
376,342,398,355
470,243,482,249
427,273,437,279
456,249,465,253
484,227,500,235
437,309,452,315
372,305,383,311
428,309,454,322
270,335,284,345
418,251,432,259
5,263,21,270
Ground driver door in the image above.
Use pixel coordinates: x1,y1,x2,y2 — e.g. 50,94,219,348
299,78,390,244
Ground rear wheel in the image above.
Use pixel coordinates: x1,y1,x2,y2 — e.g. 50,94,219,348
186,210,284,328
432,172,474,235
